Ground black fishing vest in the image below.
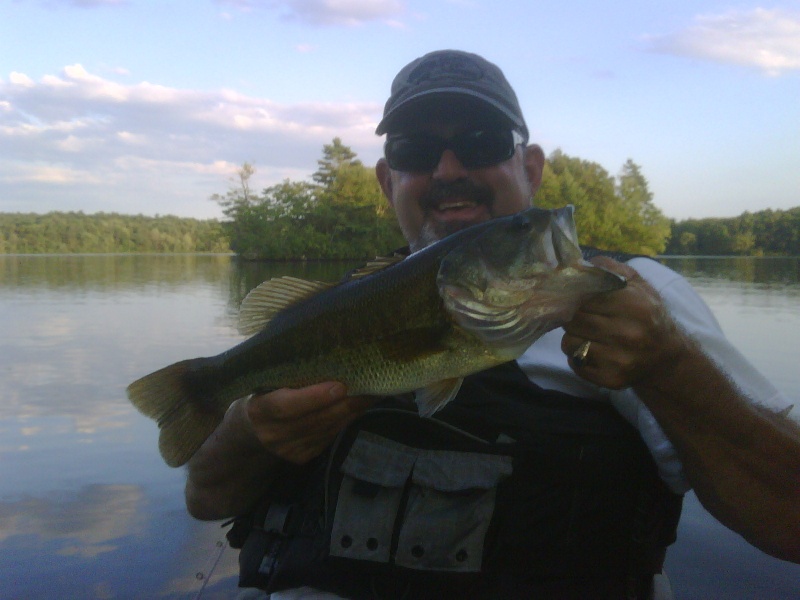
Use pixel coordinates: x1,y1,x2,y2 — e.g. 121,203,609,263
229,361,683,600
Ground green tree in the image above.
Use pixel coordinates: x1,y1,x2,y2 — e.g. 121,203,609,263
666,207,800,256
0,212,228,254
313,138,360,188
677,231,697,255
615,159,671,255
731,231,756,255
211,162,257,221
535,150,669,255
215,141,404,260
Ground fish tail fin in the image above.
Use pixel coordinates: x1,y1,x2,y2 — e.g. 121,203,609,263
126,360,224,468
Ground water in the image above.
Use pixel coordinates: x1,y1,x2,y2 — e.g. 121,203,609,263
1,254,798,599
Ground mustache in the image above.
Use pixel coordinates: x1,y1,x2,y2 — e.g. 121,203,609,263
419,180,494,212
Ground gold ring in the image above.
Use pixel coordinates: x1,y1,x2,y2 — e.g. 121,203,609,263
572,340,591,367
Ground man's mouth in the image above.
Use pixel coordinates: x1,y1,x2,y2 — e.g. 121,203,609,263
413,196,492,252
436,200,476,211
430,199,489,222
412,181,495,250
420,180,493,216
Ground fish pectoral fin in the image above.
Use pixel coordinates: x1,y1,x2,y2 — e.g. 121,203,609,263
238,276,335,336
414,378,463,417
552,205,583,264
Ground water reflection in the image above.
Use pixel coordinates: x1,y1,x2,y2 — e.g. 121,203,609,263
0,253,234,291
0,484,145,558
0,255,245,598
660,256,800,286
0,482,239,599
0,255,798,599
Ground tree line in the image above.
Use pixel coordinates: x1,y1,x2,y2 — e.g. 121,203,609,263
0,212,229,254
2,139,796,257
214,139,672,260
665,208,800,256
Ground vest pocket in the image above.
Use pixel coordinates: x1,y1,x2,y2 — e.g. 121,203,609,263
395,450,513,572
329,431,513,573
329,431,415,563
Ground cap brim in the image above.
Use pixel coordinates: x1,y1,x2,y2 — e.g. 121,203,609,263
376,90,527,138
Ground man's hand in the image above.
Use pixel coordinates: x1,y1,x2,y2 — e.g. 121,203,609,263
561,256,691,389
246,382,375,464
562,257,800,562
185,382,374,519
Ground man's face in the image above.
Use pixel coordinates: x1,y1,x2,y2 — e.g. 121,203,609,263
376,120,544,252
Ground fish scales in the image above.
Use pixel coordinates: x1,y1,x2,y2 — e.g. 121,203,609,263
127,206,626,467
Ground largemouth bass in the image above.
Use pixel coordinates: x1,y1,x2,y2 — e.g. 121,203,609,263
127,206,625,467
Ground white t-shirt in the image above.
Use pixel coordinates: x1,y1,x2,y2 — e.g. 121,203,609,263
517,257,793,494
265,259,793,600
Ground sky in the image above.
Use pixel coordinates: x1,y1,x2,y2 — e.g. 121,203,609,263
1,0,799,222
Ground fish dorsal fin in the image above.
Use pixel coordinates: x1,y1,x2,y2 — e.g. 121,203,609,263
348,253,405,280
237,276,334,336
414,378,463,417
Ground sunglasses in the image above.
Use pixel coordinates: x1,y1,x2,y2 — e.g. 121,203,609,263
384,129,526,172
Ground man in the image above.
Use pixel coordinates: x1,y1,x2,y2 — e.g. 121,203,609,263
186,50,800,599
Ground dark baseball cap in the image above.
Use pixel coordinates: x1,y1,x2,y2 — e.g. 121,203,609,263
376,50,528,141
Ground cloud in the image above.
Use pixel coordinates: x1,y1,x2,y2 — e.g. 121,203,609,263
38,0,129,7
70,0,127,6
643,8,800,76
1,163,102,184
216,0,405,26
0,64,382,216
9,72,35,87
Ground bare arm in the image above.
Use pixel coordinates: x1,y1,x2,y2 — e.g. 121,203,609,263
185,382,374,521
562,257,800,563
635,337,800,562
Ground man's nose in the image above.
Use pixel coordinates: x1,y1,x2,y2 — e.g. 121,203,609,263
432,149,469,181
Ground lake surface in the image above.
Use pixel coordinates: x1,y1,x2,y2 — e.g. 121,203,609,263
1,254,799,599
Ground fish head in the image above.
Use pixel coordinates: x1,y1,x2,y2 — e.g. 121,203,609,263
437,206,626,355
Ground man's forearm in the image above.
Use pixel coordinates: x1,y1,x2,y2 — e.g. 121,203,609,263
635,338,800,562
185,397,279,520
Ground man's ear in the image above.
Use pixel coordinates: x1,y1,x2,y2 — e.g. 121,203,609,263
376,158,394,208
523,144,546,193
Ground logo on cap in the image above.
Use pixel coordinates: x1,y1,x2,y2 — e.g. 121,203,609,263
407,54,484,86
